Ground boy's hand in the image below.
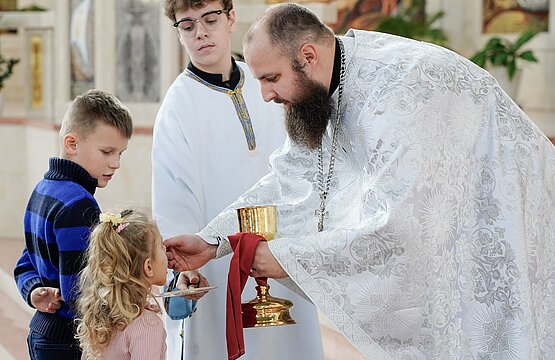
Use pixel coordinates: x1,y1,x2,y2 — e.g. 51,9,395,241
177,271,209,301
30,287,62,314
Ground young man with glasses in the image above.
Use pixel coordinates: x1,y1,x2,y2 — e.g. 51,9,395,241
152,1,324,359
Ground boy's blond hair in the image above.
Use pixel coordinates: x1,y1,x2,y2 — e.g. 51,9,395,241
59,89,133,140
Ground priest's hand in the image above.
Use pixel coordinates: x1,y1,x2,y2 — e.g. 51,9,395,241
164,234,217,272
177,270,210,301
250,241,288,278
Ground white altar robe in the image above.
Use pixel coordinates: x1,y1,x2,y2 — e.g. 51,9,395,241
200,31,555,359
152,62,324,360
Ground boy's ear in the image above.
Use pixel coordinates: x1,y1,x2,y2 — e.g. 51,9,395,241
63,133,78,156
143,258,154,279
227,9,236,32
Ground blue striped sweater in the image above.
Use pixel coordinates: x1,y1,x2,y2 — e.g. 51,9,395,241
14,157,99,343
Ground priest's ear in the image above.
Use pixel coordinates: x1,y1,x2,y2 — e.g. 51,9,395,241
300,43,318,65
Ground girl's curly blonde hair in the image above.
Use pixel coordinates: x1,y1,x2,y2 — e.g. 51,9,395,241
75,209,159,359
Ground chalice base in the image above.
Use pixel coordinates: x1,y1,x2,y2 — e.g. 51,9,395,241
241,283,296,328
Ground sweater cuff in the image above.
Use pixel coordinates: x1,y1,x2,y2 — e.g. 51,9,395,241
22,278,44,308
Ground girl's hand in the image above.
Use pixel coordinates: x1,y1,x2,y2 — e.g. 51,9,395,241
177,271,210,301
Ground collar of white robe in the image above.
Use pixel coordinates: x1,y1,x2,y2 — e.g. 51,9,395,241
316,37,346,232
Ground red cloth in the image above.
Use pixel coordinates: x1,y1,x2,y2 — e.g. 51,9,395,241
226,232,265,360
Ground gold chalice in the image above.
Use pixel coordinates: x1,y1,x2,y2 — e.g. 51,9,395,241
237,205,296,327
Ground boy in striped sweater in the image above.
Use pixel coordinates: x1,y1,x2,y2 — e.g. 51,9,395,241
14,89,133,359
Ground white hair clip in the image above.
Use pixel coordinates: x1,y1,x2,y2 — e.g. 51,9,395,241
99,212,123,226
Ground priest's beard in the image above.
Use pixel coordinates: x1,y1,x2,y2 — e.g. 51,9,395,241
283,70,333,150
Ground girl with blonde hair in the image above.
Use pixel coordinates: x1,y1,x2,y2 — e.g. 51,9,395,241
76,209,167,359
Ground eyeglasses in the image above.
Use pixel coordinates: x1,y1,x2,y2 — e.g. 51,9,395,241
173,9,228,33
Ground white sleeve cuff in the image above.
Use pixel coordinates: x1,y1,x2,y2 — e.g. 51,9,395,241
198,234,219,245
197,234,232,259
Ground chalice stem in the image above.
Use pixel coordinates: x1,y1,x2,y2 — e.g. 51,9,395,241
255,277,268,286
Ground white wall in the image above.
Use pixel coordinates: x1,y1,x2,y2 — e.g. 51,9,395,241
0,125,56,238
1,0,554,238
434,0,555,132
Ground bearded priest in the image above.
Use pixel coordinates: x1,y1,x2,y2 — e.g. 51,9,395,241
164,3,555,359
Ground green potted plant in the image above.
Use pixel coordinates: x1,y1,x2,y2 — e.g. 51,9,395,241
470,30,538,80
374,0,449,47
470,30,538,99
0,53,20,115
0,53,19,89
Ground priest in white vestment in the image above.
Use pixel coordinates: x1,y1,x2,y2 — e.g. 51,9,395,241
165,4,555,359
153,2,323,359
